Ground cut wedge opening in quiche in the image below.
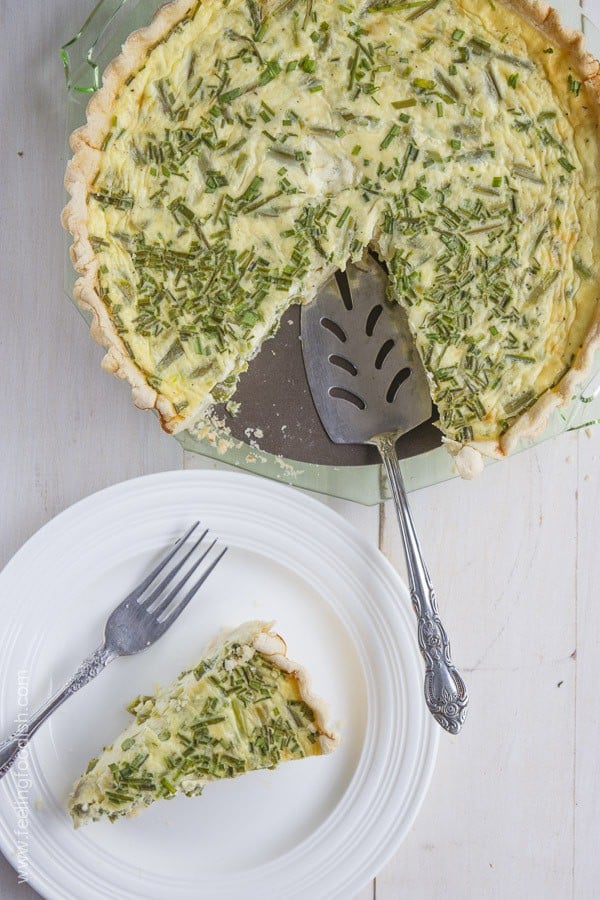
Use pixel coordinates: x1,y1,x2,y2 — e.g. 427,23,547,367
68,622,338,826
63,0,600,477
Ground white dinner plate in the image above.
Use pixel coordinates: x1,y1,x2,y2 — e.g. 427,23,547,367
0,470,437,899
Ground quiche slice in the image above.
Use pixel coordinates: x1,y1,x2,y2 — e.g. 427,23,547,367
68,622,337,826
63,0,600,476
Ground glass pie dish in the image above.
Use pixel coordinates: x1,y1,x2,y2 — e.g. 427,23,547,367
61,0,600,503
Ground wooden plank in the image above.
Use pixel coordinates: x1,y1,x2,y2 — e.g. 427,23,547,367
0,855,38,899
574,427,600,899
0,1,181,895
378,434,578,899
352,884,375,900
554,0,587,29
0,0,182,570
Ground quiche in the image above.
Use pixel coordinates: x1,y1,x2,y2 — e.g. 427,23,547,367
68,621,337,826
63,0,600,476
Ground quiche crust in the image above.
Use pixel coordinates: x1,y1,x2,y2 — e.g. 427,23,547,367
231,620,338,754
62,1,200,427
62,0,600,475
449,0,600,477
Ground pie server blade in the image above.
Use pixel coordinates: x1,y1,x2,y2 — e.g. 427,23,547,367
301,254,469,734
300,253,432,445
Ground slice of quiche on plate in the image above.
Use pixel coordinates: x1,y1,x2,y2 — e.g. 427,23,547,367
63,0,600,476
68,621,338,826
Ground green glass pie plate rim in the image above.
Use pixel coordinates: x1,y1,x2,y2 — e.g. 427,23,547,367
61,0,600,504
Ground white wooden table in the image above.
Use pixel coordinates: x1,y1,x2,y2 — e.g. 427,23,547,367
1,1,599,897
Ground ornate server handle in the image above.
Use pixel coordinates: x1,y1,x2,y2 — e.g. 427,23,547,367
376,434,468,734
0,645,114,779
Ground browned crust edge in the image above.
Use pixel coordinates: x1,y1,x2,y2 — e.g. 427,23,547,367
451,0,600,478
62,0,600,460
253,633,339,754
213,620,339,753
62,0,198,434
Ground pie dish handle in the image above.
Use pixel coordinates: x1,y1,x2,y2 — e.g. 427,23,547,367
376,434,469,734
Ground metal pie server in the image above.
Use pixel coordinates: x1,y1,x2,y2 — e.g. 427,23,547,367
301,254,468,734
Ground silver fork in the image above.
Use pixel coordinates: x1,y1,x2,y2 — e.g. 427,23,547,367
0,522,227,779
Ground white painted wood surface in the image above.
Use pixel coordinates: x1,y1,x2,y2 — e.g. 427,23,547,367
0,0,598,897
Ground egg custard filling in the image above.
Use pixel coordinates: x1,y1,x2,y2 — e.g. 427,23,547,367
68,622,337,826
64,0,600,474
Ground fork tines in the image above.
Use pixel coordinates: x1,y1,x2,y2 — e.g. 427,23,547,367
133,522,227,625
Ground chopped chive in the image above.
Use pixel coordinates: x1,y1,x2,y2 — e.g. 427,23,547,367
469,36,491,52
258,58,282,86
241,175,263,201
558,157,575,172
391,98,417,108
506,353,536,364
412,77,435,90
300,55,316,73
574,257,593,278
410,184,430,202
161,777,176,795
220,87,245,104
336,206,351,227
507,72,519,88
406,0,440,20
495,51,534,69
511,164,543,184
380,124,400,149
435,69,459,101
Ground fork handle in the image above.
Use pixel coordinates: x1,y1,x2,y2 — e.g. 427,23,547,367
376,434,468,734
0,645,114,780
